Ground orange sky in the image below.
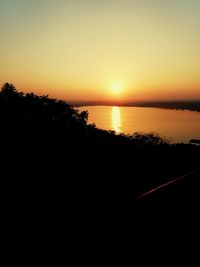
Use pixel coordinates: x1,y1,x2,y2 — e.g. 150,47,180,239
1,0,200,101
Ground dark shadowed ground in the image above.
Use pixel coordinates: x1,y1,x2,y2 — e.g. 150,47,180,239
1,83,200,257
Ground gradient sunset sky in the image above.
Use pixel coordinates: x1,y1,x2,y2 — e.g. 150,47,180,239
1,0,200,101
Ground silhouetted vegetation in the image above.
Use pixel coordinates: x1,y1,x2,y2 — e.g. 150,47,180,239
1,83,200,243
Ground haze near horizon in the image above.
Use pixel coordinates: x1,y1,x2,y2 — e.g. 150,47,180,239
1,0,200,101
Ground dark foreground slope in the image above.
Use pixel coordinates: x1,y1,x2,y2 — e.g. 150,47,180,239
1,83,200,249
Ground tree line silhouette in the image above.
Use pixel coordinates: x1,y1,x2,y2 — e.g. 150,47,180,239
1,82,200,243
1,82,199,196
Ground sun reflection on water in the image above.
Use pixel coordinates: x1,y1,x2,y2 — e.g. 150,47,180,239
112,106,121,133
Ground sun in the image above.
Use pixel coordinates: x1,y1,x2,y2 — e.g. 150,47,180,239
111,82,122,94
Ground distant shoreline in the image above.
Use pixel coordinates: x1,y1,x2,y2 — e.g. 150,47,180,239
71,101,200,113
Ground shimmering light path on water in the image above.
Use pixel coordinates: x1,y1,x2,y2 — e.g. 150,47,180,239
79,106,200,143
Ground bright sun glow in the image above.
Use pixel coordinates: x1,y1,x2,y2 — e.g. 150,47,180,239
111,82,122,94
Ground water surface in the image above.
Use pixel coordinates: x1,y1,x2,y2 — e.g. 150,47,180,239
79,106,200,143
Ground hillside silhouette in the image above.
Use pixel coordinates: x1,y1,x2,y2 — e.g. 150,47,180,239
1,83,200,246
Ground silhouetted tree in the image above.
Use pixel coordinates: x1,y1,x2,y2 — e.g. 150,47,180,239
0,81,199,235
1,82,23,97
131,132,167,146
1,82,17,93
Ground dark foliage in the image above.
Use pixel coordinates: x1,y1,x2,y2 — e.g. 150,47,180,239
1,83,200,247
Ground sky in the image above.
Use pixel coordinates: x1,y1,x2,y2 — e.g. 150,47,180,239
0,0,200,101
